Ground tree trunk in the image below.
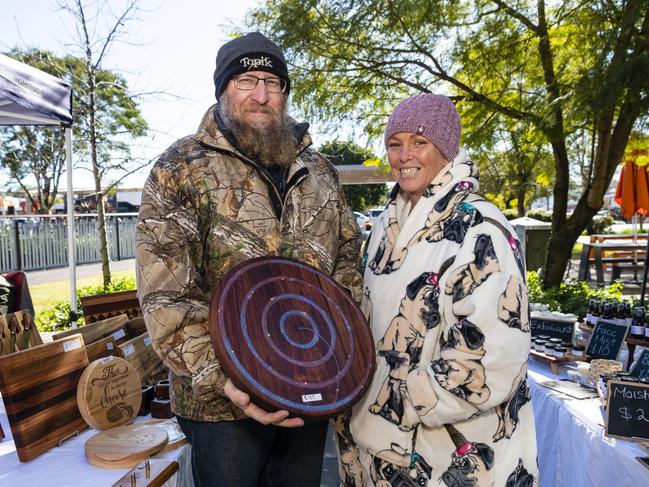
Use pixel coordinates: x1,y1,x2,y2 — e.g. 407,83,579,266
87,69,111,289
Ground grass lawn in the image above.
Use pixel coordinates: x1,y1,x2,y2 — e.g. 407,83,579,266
30,270,136,316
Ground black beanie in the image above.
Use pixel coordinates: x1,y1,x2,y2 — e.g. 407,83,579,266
213,32,290,100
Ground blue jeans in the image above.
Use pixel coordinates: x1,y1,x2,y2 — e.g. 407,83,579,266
177,416,328,487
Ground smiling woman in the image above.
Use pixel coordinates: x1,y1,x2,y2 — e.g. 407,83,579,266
335,94,538,487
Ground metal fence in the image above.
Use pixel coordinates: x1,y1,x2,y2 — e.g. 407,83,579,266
0,214,137,273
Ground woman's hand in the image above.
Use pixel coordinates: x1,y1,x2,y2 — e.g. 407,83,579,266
224,378,305,428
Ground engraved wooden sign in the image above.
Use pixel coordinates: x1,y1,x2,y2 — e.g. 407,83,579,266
209,256,375,420
77,356,142,430
84,424,168,469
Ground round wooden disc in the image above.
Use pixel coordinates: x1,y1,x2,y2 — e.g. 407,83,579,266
77,356,142,430
139,419,187,453
209,256,375,420
84,424,168,469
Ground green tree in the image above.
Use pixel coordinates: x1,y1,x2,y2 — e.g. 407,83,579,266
0,48,147,217
247,0,649,287
319,140,389,211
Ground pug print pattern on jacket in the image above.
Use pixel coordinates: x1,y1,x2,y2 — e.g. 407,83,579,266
338,149,537,486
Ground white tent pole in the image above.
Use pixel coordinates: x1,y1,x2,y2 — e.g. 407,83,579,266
65,126,77,329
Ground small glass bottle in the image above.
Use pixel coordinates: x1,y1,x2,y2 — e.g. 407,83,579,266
616,302,627,326
624,302,633,327
630,306,646,339
586,299,596,327
601,302,614,323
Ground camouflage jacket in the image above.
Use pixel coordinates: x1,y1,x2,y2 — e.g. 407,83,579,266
135,105,363,422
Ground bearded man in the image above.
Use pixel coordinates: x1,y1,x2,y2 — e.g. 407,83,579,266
135,32,362,486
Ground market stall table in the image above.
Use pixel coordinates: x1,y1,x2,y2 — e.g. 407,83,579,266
529,358,649,485
0,395,194,486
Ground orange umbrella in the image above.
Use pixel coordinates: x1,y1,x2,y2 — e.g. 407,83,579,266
615,160,649,220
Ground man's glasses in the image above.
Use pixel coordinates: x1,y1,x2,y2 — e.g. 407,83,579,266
233,75,287,93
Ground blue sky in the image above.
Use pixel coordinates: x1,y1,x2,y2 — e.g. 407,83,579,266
1,0,262,189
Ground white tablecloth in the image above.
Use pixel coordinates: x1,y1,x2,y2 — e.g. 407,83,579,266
0,400,194,487
529,357,649,486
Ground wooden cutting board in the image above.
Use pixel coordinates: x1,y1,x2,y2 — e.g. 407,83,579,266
85,335,117,363
0,334,89,462
209,256,375,420
85,424,168,469
53,314,129,345
77,356,142,430
139,419,187,453
0,310,42,356
117,333,167,387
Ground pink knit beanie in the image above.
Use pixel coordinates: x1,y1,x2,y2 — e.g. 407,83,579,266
384,93,462,162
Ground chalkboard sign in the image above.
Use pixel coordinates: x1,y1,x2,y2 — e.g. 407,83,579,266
605,380,649,442
530,317,574,343
586,319,628,360
631,349,649,379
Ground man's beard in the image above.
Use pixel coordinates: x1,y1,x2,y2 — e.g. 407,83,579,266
218,94,298,168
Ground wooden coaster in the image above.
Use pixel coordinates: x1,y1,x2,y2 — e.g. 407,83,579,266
209,256,375,420
85,424,168,469
139,419,187,453
77,356,142,430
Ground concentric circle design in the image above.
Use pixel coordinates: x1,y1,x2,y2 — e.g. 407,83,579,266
209,257,375,420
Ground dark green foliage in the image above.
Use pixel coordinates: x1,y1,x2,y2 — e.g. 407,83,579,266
36,275,136,331
319,140,389,211
527,271,624,320
526,210,553,222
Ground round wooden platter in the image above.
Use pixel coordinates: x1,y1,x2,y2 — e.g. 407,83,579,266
84,424,168,469
139,419,187,453
77,356,142,430
209,256,375,420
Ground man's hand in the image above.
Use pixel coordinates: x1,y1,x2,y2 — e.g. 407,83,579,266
224,378,305,428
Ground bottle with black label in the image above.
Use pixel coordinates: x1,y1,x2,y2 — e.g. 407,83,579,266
631,306,646,339
616,302,627,326
601,301,613,323
586,299,596,327
624,302,633,327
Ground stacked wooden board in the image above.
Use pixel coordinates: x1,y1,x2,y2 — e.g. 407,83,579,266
117,333,166,387
0,334,89,462
53,314,130,346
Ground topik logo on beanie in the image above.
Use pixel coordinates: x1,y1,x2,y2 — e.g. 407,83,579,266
213,32,290,100
384,93,462,162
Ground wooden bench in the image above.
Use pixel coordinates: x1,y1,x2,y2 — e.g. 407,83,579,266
80,289,141,324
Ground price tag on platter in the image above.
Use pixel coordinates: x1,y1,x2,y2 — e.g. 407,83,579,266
605,380,649,442
208,256,375,420
586,319,629,361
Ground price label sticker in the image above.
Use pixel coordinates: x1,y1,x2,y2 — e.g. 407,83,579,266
63,338,82,353
144,336,152,347
122,344,135,356
106,343,114,350
112,329,126,341
301,393,323,403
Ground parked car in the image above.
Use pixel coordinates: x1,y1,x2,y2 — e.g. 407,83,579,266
366,208,384,224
